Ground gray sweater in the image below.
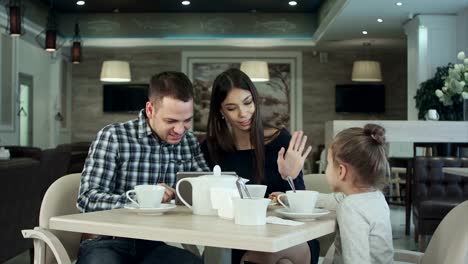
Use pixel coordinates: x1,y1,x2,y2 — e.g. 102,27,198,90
317,191,394,264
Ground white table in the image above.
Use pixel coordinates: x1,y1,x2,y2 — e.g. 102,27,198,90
49,206,335,263
443,167,468,177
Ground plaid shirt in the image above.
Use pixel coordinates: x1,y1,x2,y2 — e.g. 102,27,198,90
77,109,209,212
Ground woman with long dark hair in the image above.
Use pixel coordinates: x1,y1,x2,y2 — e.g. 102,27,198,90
200,68,318,264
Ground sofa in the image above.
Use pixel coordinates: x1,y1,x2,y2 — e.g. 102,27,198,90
56,142,91,173
412,156,468,247
0,146,72,263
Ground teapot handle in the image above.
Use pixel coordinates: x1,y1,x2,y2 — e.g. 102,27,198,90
176,178,192,210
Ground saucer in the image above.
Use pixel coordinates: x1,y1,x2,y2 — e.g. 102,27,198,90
275,208,330,221
124,203,177,215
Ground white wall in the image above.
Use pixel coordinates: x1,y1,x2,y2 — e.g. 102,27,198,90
457,8,468,54
17,40,61,148
404,15,457,120
0,37,63,149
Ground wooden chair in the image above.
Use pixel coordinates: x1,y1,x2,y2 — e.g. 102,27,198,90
22,173,201,264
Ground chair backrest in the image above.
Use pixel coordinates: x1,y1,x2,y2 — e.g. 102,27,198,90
420,200,468,264
413,142,438,157
39,173,82,264
303,174,333,257
317,149,327,174
413,157,468,204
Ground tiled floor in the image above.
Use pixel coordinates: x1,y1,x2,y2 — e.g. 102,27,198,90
3,205,419,264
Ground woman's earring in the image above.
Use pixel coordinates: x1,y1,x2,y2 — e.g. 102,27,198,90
221,114,225,119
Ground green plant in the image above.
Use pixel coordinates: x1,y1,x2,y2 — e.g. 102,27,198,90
415,64,465,120
436,52,468,105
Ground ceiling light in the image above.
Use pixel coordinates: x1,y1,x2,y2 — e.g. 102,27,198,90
362,30,368,35
396,2,403,6
289,1,297,6
181,1,190,5
100,61,131,82
76,1,85,5
352,61,382,82
71,23,82,64
35,6,64,52
240,61,270,82
6,1,23,37
377,18,383,23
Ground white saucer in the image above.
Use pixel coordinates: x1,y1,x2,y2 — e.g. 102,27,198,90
124,203,177,215
275,208,330,221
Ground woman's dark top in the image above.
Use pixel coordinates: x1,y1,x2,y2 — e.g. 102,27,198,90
200,128,305,195
200,128,319,264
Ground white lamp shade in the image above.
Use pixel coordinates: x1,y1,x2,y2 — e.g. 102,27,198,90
351,60,382,82
100,60,131,82
240,61,270,82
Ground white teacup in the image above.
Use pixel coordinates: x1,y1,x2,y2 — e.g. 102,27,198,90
277,190,318,214
126,185,165,208
210,187,240,219
233,198,270,225
245,184,267,198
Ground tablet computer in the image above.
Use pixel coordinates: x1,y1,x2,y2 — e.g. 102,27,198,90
175,171,237,205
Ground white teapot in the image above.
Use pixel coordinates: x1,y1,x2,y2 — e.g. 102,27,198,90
176,166,237,215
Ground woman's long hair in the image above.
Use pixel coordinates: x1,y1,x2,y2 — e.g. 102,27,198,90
206,68,265,183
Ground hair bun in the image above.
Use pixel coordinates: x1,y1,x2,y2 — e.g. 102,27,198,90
364,123,386,145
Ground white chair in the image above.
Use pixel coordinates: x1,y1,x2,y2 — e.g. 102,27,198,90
315,149,327,174
22,173,200,264
321,200,468,264
303,174,334,257
389,167,407,203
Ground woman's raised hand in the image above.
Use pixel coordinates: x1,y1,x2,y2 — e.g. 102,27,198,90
277,131,312,180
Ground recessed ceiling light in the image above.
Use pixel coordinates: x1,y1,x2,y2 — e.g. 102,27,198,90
377,18,384,23
76,0,85,5
181,0,190,5
396,2,403,6
289,1,297,6
362,30,368,35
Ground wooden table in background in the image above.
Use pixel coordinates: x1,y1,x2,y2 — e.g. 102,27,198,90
443,167,468,177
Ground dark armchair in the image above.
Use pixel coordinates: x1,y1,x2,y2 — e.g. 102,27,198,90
56,142,91,173
412,157,468,250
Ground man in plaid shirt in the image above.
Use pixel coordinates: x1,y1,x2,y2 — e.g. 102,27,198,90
76,71,208,264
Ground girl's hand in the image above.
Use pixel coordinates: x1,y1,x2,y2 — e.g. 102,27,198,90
277,131,312,180
158,183,175,203
269,192,285,203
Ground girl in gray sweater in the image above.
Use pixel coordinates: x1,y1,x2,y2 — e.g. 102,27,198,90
317,124,394,264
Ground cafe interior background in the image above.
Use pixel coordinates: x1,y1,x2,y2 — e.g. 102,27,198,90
0,0,467,263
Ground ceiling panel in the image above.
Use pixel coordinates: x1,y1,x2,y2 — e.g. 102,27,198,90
39,0,323,13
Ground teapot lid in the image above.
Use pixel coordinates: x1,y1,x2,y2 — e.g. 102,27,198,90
197,165,237,180
213,165,221,177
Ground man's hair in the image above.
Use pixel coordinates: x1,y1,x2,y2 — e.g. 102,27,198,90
148,71,194,102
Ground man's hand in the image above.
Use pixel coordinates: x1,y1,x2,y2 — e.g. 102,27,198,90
277,131,313,180
158,183,175,203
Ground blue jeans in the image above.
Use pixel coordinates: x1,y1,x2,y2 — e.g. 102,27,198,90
76,237,202,264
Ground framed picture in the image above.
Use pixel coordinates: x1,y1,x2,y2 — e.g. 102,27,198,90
181,51,302,133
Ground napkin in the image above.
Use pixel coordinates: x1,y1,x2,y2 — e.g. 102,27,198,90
266,216,304,226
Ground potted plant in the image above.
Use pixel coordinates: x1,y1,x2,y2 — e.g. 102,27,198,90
415,52,468,120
